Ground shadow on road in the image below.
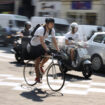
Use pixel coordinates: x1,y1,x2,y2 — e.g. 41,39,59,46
93,70,105,78
65,73,92,82
9,61,25,67
20,88,63,102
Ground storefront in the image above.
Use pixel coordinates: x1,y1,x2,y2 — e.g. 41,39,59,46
61,0,105,25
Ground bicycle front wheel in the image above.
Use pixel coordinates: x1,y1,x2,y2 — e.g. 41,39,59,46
47,64,65,92
23,60,37,86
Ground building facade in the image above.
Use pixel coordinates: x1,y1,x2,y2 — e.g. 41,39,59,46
61,0,105,25
1,0,105,25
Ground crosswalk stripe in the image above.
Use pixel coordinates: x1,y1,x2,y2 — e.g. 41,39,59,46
0,81,19,86
88,88,105,93
61,89,88,95
0,73,105,95
0,54,14,59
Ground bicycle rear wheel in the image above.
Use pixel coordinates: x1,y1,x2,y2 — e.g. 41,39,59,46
47,64,65,92
23,60,37,86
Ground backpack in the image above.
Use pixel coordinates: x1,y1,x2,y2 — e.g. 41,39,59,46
31,24,52,37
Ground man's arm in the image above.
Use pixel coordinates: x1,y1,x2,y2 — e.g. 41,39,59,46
39,36,49,51
52,37,60,51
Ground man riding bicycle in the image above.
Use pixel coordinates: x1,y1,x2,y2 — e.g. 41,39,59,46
65,22,82,67
29,18,60,83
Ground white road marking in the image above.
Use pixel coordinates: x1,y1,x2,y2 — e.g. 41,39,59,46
66,83,90,88
61,89,88,95
0,74,13,77
91,82,105,87
7,77,24,81
0,82,19,86
0,74,105,95
88,88,105,93
13,86,27,91
0,54,14,59
0,58,13,62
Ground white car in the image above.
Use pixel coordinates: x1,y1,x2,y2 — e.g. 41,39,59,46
87,32,105,71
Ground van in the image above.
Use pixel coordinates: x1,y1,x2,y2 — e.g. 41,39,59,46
78,25,105,40
0,14,29,32
31,16,70,49
31,16,70,36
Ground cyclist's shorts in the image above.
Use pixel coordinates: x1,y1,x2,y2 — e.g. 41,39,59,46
29,44,46,60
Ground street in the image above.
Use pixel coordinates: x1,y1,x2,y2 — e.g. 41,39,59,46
0,46,105,105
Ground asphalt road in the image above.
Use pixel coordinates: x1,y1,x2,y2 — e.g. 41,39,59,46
0,46,105,105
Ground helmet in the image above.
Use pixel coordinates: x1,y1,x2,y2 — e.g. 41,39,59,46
25,21,31,27
70,22,79,29
45,18,55,24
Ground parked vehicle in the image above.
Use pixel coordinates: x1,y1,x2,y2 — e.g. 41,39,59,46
0,14,29,33
31,16,69,35
87,32,105,71
78,25,105,40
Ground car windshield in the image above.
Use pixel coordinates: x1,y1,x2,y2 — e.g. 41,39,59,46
15,20,26,28
54,24,69,36
93,34,105,43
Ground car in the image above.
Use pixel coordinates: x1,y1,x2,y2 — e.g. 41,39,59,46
87,32,105,71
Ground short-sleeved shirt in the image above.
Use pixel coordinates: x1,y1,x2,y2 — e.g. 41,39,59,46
65,31,82,47
21,29,31,36
30,26,55,46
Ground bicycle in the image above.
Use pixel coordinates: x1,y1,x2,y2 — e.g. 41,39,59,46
23,52,65,92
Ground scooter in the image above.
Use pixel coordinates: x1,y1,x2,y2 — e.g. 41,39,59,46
57,41,92,79
11,35,31,63
10,35,23,63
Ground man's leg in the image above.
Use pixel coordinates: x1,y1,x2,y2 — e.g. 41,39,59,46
40,53,49,68
70,48,75,61
34,57,41,79
70,48,77,67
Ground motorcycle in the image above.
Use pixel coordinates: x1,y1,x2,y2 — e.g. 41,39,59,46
57,41,92,79
11,35,31,63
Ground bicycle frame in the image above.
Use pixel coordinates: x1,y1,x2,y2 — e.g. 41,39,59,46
26,54,58,75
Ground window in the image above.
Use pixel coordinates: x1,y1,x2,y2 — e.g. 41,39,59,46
15,20,26,28
54,24,69,36
93,34,105,43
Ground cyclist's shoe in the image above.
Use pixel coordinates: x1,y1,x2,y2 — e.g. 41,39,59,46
40,67,45,75
35,78,42,83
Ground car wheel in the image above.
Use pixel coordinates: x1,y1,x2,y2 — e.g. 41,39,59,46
91,55,103,71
